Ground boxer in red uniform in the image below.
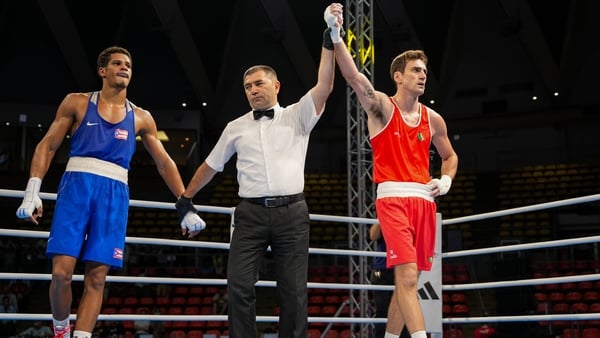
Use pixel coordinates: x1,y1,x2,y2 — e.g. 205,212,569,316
324,4,459,338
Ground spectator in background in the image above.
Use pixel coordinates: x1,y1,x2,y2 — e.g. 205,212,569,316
18,321,53,338
0,239,18,272
0,283,19,312
150,306,166,338
197,256,216,276
0,295,17,338
212,254,226,278
154,283,171,298
133,307,152,338
213,288,228,315
94,321,125,338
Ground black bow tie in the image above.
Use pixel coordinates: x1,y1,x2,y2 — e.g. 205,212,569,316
253,108,274,120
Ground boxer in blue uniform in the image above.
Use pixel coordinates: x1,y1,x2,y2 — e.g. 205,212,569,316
16,46,206,338
47,91,135,268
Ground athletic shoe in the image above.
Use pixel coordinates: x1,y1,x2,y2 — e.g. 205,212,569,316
54,325,71,338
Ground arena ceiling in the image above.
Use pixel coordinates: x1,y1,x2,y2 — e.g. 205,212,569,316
0,0,599,156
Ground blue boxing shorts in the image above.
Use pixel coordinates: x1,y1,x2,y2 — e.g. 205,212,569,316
47,170,129,269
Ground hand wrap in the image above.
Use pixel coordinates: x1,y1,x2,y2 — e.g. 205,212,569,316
175,196,206,232
16,177,42,219
431,175,452,196
323,5,343,45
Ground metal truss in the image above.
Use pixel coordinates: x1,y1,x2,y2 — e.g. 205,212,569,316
345,0,377,336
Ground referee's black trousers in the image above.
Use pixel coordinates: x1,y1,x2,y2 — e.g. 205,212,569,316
227,199,310,338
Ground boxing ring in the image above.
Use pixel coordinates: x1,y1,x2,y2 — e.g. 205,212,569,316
0,188,599,338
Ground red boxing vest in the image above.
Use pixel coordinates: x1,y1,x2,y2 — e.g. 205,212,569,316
371,99,431,184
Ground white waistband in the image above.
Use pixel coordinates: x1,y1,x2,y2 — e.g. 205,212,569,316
376,181,433,202
66,157,128,184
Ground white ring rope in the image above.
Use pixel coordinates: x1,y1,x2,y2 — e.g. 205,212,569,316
0,312,598,324
442,194,600,225
1,188,599,327
443,236,600,258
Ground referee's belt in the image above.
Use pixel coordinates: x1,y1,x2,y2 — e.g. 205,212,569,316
243,193,305,208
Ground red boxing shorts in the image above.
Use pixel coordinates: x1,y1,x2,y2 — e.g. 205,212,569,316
376,196,437,271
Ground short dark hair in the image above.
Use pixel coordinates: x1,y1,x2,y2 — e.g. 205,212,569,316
243,65,278,84
389,49,427,80
97,46,132,69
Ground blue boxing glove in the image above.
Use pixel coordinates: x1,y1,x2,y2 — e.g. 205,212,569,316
175,196,206,237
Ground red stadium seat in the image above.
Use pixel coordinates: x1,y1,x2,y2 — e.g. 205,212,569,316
442,274,455,284
204,329,221,338
443,304,452,316
565,291,582,301
583,328,600,338
138,296,153,306
548,292,564,302
135,306,151,314
156,296,170,305
173,286,188,296
184,306,200,315
324,329,339,338
173,321,189,330
123,296,138,306
452,304,469,316
584,291,599,301
189,286,204,295
339,329,351,338
168,330,186,338
309,295,325,305
450,293,466,303
571,302,589,313
536,302,549,314
106,296,122,306
101,307,117,314
308,305,321,315
308,328,321,338
551,302,570,313
322,305,337,315
118,307,134,314
186,330,204,338
534,292,547,301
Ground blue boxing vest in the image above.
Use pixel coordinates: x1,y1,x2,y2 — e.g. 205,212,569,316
68,91,136,169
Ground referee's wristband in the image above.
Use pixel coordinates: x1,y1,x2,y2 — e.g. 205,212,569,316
323,28,334,50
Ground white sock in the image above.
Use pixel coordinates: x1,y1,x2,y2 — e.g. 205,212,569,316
72,330,91,338
384,333,400,338
411,330,427,338
52,318,69,331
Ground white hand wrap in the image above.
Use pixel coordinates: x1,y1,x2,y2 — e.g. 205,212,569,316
431,175,452,196
16,177,42,219
324,6,337,26
324,5,343,43
181,212,206,232
330,27,342,44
